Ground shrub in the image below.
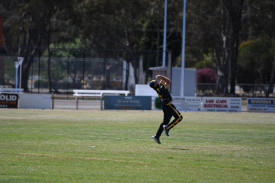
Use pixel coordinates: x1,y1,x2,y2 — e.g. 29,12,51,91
197,68,216,83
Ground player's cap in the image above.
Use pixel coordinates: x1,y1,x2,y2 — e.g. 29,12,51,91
149,80,157,88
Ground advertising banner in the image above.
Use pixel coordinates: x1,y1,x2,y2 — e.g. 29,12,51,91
173,97,201,111
104,96,151,110
19,94,52,109
202,97,242,112
0,93,18,108
247,98,275,112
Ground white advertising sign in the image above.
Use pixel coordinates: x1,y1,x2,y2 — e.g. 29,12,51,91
202,97,242,112
247,98,275,112
19,94,52,109
173,97,201,111
135,84,158,97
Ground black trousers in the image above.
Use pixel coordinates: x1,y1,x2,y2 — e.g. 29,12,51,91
156,103,182,137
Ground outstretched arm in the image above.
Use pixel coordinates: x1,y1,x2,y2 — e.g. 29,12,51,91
156,75,171,88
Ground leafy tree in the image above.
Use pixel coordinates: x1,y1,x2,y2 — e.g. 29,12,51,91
43,38,85,92
189,0,246,95
237,0,275,96
248,0,275,39
237,38,275,96
194,53,215,69
1,0,274,95
1,0,75,91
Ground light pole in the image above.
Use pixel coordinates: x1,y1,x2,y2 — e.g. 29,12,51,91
162,0,168,67
14,57,24,93
180,0,187,97
14,61,19,93
18,57,24,92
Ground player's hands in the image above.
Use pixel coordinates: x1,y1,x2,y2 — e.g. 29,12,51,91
156,75,164,85
155,75,171,88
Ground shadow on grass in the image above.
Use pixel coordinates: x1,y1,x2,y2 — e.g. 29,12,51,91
168,148,190,151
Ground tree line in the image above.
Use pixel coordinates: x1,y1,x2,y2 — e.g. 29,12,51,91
0,0,274,96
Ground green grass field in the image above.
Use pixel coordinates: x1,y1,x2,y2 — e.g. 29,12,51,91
0,109,274,183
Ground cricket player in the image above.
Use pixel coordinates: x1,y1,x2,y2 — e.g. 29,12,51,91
149,75,182,144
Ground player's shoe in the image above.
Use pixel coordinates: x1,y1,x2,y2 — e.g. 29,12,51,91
152,135,161,144
163,125,169,136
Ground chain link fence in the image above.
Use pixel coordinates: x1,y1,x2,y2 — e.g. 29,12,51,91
0,48,162,95
0,48,274,97
197,83,275,97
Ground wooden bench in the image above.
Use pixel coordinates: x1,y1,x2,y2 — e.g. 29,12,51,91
73,89,130,110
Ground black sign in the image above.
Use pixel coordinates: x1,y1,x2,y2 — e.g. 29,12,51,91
0,93,18,108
